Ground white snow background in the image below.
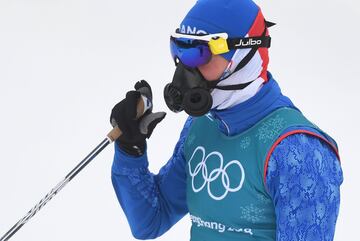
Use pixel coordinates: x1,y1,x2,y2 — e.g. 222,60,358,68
0,0,359,240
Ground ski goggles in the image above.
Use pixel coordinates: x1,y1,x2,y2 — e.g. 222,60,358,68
170,25,273,68
170,32,229,68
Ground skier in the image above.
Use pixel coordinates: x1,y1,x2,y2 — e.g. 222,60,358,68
110,0,343,240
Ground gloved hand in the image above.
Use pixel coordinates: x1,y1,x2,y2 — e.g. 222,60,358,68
110,80,166,156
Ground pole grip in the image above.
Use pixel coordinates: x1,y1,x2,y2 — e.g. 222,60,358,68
106,96,146,142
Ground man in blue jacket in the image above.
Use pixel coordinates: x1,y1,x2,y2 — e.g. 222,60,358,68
110,0,343,240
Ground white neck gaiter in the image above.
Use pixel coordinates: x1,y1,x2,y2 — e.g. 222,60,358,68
211,48,265,110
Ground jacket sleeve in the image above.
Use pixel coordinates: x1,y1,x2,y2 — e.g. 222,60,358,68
266,133,343,241
111,117,192,240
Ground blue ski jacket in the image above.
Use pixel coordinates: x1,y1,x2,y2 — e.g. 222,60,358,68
111,73,343,241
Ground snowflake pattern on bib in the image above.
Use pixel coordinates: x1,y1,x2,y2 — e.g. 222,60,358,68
239,203,266,224
239,136,251,149
256,115,287,143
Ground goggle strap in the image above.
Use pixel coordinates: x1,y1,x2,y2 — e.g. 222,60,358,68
232,24,269,73
227,22,271,50
227,36,271,49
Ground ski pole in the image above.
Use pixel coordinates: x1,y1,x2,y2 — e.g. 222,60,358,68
0,97,148,241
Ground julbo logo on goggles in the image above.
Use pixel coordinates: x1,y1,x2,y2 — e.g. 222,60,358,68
170,24,272,68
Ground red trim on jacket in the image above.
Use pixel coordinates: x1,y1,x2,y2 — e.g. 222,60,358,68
263,130,340,185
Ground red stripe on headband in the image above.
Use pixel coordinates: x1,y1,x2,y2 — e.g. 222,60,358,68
248,10,269,82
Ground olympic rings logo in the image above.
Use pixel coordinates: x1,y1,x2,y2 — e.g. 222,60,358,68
188,146,245,201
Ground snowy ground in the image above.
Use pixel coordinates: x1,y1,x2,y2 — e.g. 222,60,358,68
0,0,359,240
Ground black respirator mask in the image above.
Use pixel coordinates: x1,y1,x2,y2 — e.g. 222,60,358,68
164,61,254,117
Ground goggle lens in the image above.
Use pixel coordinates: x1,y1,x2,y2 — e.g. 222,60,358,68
170,38,212,68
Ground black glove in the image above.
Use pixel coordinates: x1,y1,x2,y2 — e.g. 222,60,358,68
110,80,166,156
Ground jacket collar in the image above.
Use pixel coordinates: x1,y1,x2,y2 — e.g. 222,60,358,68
209,72,297,135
